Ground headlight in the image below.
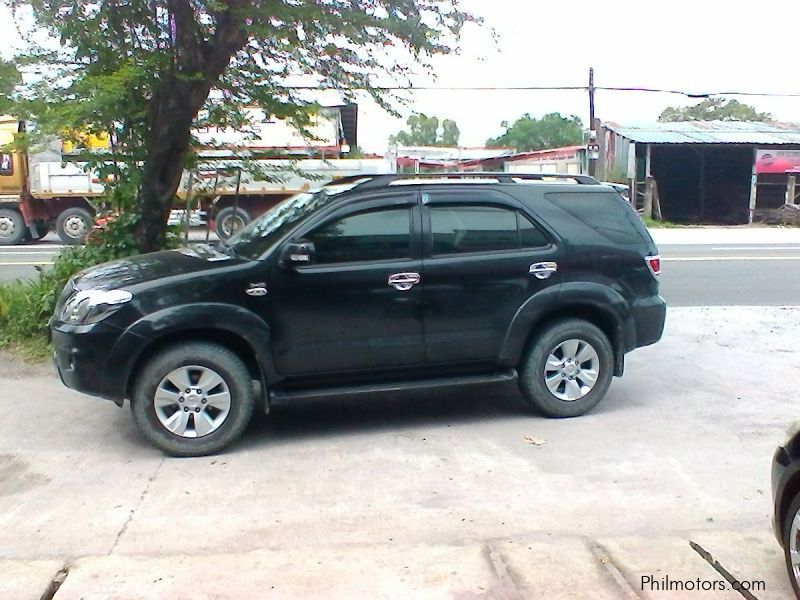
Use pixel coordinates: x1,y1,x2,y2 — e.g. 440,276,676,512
60,289,132,325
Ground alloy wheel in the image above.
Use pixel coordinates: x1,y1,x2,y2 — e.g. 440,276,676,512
153,365,232,438
543,338,600,401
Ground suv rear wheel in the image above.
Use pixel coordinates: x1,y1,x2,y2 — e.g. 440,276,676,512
131,342,255,456
519,319,613,418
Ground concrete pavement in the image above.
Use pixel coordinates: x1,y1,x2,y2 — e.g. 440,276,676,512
1,306,798,598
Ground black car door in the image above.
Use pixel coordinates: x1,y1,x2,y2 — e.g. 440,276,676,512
420,188,562,365
266,192,426,378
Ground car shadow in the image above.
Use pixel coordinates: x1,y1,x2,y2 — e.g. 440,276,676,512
237,382,531,450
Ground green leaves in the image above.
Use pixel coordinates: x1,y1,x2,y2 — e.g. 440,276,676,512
5,0,474,251
390,113,461,147
658,98,774,123
487,113,585,152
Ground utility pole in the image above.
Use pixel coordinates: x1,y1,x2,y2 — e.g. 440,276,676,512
587,67,599,177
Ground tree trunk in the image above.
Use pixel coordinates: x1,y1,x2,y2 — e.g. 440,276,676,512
133,1,248,253
134,86,201,253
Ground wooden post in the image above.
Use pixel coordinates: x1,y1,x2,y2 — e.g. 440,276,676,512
643,177,654,219
597,123,608,181
787,175,797,205
698,149,706,221
652,178,663,220
748,148,758,223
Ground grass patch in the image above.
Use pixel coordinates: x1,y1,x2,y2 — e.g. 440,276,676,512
642,216,682,228
0,244,136,362
2,336,52,362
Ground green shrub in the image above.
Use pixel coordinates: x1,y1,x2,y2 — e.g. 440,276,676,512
0,213,174,359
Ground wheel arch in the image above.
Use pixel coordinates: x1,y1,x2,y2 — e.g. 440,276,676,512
124,328,270,413
500,284,632,377
111,304,278,412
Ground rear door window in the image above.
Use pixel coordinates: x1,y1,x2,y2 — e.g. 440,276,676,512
429,204,549,255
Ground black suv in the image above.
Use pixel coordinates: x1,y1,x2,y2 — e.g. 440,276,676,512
50,173,666,456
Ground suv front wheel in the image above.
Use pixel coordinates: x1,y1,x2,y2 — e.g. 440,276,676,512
519,319,613,418
131,342,255,456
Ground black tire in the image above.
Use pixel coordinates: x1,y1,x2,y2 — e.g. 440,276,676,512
131,342,255,457
56,207,93,245
782,492,800,598
0,207,26,245
519,318,614,418
215,207,250,240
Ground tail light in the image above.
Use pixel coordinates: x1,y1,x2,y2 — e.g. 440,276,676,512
646,255,661,276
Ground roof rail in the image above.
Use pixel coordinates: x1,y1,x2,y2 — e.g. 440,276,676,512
324,172,600,190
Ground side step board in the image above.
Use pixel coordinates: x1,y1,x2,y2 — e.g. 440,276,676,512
269,370,518,406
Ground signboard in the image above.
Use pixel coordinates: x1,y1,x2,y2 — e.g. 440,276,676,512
755,149,800,174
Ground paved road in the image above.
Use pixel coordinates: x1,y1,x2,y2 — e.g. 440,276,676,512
660,243,800,306
2,234,800,307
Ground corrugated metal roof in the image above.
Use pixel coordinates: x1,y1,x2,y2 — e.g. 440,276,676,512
604,121,800,145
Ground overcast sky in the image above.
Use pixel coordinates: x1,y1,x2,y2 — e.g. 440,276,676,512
3,0,800,152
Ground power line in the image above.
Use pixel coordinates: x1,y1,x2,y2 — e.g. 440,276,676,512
280,84,587,91
279,83,800,98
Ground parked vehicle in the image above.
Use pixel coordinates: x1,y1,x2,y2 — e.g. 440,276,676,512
0,105,391,245
772,421,800,597
50,172,666,456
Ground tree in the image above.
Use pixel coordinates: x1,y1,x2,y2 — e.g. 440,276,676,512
6,1,474,252
487,113,584,152
389,113,461,146
0,60,20,116
658,98,773,123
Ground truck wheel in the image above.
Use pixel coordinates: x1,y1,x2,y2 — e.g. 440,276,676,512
0,208,26,245
519,319,614,418
56,207,93,245
131,342,255,457
215,207,250,240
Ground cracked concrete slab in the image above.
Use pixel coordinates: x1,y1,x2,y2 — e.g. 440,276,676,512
0,560,64,600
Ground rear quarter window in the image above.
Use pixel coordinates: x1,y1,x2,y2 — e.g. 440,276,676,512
544,191,652,245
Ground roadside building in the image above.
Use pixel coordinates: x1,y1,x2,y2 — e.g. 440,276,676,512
502,145,587,176
598,121,800,224
391,146,515,173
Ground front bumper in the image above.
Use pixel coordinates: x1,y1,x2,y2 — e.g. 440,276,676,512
50,318,128,405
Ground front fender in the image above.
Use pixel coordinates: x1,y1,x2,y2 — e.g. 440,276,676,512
109,303,278,393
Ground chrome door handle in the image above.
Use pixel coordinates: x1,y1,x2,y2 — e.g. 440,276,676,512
529,262,558,280
388,272,421,291
246,283,268,297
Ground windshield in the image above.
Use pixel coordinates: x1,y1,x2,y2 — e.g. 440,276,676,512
226,187,346,259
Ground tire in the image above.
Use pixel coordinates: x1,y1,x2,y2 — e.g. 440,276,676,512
519,318,614,418
56,207,93,245
215,207,250,240
783,492,800,598
131,342,255,457
0,207,26,245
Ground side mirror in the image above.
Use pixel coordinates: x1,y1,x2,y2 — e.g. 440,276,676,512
281,240,315,267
